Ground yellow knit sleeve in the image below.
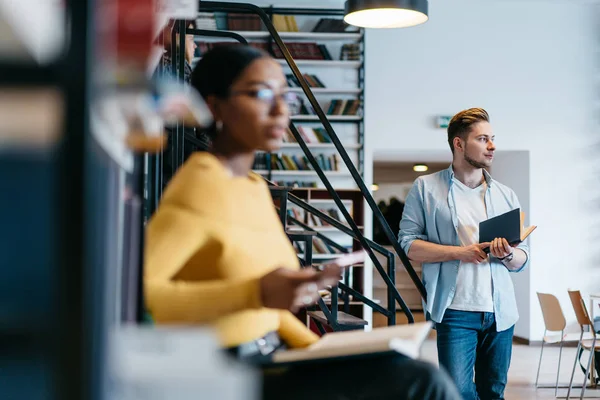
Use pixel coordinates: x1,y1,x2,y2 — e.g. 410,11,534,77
144,206,262,324
277,310,319,348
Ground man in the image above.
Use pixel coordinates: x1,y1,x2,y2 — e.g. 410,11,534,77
398,108,529,400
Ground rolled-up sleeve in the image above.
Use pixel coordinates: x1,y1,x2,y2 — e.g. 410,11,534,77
509,191,530,273
398,177,428,255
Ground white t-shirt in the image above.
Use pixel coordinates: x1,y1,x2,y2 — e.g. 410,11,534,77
448,178,494,313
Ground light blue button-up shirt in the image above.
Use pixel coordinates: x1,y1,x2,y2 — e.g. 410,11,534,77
398,165,529,332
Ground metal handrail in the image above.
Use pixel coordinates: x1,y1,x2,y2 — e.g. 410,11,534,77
197,2,426,305
281,190,410,323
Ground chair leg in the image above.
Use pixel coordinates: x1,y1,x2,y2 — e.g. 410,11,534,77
556,339,564,397
567,341,583,400
580,337,597,400
536,332,546,387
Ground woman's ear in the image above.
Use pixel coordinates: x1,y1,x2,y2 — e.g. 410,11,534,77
205,95,221,121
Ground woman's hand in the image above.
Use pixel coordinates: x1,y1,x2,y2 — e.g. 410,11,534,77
260,266,342,313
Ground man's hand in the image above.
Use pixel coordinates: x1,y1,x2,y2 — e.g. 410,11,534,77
489,237,513,259
457,242,490,264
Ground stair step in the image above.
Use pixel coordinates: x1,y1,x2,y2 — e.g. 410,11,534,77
286,230,318,240
307,310,368,327
313,262,364,270
268,186,294,193
322,298,380,305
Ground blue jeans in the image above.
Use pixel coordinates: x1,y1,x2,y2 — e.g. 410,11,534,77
436,309,514,400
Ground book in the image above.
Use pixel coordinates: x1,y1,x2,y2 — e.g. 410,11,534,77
479,208,536,251
271,321,432,365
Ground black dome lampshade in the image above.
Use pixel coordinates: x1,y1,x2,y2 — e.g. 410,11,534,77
344,0,429,29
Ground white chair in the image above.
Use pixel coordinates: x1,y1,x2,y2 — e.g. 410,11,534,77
536,292,584,396
566,290,600,399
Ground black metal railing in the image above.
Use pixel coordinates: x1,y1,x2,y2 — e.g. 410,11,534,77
159,3,426,328
195,1,426,300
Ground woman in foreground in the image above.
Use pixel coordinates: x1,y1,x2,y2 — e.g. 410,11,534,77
144,44,460,400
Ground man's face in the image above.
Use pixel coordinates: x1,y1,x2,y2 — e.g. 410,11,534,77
460,121,496,169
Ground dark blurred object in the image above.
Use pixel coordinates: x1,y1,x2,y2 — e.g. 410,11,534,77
154,20,211,189
373,197,405,245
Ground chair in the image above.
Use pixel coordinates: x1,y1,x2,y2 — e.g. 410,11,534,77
566,290,600,399
536,292,582,396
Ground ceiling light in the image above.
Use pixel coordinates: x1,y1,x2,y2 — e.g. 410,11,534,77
413,164,428,172
371,184,379,191
344,0,429,29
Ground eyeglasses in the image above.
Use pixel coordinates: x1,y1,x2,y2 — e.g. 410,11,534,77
229,88,301,115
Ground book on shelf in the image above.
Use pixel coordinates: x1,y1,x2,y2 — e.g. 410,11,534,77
318,44,333,60
287,206,347,227
312,18,359,33
326,99,361,116
286,74,326,88
270,42,329,60
292,236,345,256
226,13,264,31
271,14,299,32
253,153,339,172
299,99,316,115
296,126,333,144
340,43,361,61
196,41,269,57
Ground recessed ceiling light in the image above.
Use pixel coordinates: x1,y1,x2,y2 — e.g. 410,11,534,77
413,164,428,172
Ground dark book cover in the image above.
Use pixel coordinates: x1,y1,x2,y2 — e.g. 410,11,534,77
479,208,536,252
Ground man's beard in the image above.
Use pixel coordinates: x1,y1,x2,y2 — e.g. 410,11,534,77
464,151,490,169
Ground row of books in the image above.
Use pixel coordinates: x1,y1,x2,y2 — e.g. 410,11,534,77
298,99,361,117
295,126,332,144
253,153,340,172
286,74,326,88
326,99,361,116
293,238,348,255
195,41,334,61
275,181,318,188
195,13,358,33
270,42,333,61
340,44,361,61
196,13,264,31
288,207,346,227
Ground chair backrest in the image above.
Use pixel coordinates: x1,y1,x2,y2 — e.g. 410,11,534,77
567,290,593,329
537,292,566,332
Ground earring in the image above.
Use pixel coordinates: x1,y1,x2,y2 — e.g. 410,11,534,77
215,120,223,132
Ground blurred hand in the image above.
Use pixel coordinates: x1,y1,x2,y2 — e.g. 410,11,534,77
260,266,342,313
458,243,490,264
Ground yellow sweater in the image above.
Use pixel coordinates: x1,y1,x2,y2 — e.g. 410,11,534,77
144,152,319,348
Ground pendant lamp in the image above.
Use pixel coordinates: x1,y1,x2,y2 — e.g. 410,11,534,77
344,0,429,29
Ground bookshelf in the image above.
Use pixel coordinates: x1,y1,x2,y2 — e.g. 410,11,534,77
194,9,365,191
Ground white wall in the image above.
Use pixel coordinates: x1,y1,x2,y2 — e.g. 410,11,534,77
490,151,531,339
364,0,600,340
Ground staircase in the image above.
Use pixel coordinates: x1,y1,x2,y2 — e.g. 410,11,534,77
157,2,427,333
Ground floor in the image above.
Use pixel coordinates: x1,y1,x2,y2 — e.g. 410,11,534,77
419,339,600,399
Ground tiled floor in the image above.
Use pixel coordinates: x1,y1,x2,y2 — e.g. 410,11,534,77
419,339,600,399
